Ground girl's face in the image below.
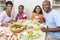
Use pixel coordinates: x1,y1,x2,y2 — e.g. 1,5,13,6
19,7,24,13
35,7,41,13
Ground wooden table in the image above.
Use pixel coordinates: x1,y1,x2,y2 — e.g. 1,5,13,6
0,27,46,40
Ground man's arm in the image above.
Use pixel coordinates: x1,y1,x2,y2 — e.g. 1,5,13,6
41,12,60,32
41,27,60,32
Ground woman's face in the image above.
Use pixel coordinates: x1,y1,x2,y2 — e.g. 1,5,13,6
6,4,13,12
19,7,24,13
35,7,41,13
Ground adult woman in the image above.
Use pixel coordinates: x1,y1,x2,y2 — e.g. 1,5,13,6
0,1,15,27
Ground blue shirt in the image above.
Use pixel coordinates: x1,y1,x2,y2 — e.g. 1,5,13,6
44,10,60,39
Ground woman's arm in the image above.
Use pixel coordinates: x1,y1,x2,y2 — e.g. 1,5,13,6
0,12,5,26
0,12,9,27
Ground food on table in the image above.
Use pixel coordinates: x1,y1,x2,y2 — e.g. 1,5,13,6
11,24,21,29
4,33,18,40
10,24,25,33
27,26,33,29
0,28,4,36
20,30,40,39
27,30,33,34
32,21,38,24
8,20,46,39
34,26,40,31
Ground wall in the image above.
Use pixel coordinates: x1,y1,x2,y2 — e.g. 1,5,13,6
13,0,53,19
13,0,45,19
0,0,60,19
0,0,52,19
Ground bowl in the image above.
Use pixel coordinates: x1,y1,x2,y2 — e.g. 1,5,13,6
11,27,24,33
9,24,25,33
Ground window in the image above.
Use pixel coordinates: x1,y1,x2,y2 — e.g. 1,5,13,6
52,0,60,7
0,0,6,7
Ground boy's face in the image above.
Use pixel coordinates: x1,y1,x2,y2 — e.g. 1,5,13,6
6,4,13,12
19,7,24,13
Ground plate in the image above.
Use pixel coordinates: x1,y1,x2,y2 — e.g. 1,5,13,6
20,30,41,39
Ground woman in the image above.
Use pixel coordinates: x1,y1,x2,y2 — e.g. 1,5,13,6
16,5,27,21
31,5,45,23
0,1,15,27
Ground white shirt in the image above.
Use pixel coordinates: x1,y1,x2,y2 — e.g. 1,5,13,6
0,11,15,26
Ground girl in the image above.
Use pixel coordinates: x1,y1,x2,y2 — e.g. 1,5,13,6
31,5,45,23
16,5,27,21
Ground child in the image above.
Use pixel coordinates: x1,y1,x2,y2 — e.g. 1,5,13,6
31,5,45,23
16,5,27,21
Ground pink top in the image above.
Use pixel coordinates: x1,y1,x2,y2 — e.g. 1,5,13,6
17,11,26,20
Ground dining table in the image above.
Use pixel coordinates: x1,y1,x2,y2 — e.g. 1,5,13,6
0,27,46,40
0,20,46,40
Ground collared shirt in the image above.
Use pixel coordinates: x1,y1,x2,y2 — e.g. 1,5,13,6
44,10,60,39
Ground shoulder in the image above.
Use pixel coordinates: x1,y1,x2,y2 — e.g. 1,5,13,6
52,10,60,16
0,11,6,16
51,10,60,18
1,11,6,14
52,10,59,14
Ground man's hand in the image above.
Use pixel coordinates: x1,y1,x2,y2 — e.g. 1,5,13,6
41,28,48,32
41,27,60,32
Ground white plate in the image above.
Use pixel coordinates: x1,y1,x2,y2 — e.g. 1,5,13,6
20,30,41,39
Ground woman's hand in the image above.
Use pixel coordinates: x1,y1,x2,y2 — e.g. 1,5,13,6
1,23,9,27
8,20,16,24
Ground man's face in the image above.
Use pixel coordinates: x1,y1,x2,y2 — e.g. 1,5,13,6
42,1,51,12
6,4,13,12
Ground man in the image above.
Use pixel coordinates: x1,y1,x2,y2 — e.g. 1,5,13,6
0,1,15,27
41,0,60,40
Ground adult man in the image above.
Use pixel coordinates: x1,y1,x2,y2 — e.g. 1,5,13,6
41,0,60,40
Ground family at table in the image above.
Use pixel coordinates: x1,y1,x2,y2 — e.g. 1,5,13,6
0,0,60,40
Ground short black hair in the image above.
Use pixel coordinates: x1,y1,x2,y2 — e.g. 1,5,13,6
42,0,51,6
6,1,13,6
33,5,43,14
18,5,24,9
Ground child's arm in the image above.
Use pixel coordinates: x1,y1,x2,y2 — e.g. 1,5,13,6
24,16,27,19
23,14,27,19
